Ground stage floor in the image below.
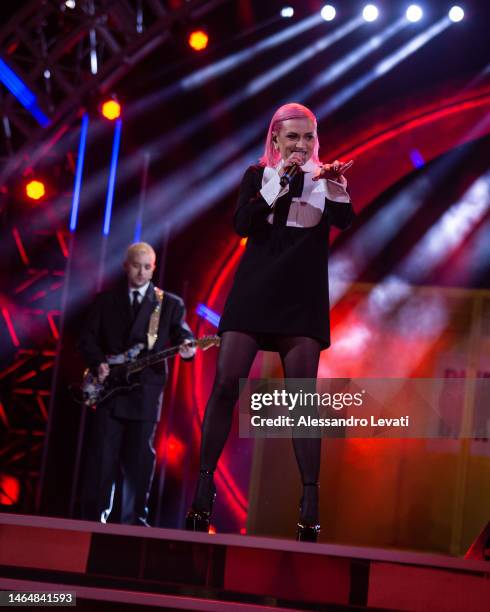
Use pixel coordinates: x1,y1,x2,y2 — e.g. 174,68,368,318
1,513,489,611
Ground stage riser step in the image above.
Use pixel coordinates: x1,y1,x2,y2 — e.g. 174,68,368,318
1,515,489,612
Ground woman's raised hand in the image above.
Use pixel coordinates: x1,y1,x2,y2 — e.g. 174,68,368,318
312,159,354,182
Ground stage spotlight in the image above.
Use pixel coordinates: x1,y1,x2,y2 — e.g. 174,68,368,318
25,179,46,201
406,5,423,22
101,99,121,120
362,4,379,22
281,6,294,18
188,30,209,51
321,5,336,22
448,6,464,22
0,474,20,505
65,0,76,8
166,435,185,466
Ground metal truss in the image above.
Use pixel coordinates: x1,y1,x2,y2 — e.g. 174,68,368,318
0,216,69,512
0,0,226,181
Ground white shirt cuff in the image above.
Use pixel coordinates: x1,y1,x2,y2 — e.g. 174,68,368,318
325,178,350,203
260,172,289,206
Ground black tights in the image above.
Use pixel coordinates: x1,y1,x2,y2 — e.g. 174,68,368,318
195,331,321,521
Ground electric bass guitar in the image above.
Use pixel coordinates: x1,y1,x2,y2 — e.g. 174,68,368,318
79,335,220,408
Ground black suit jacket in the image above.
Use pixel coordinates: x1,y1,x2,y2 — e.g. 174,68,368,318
78,282,194,421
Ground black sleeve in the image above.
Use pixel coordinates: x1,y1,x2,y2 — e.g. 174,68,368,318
233,165,272,237
78,295,107,370
326,199,355,230
169,298,195,360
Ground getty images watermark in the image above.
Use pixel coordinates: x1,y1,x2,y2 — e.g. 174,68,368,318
238,378,490,438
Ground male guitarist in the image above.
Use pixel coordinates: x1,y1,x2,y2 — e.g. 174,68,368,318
78,241,195,525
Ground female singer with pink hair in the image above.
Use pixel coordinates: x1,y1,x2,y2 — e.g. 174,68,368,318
186,102,354,541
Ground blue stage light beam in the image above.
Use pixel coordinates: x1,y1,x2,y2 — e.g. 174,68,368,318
301,17,406,99
330,107,490,308
196,304,221,328
446,218,490,286
245,17,362,96
129,14,325,118
103,118,122,236
329,173,433,306
0,58,50,127
69,113,89,232
398,172,490,281
136,18,362,166
181,14,324,90
95,144,261,287
315,17,451,120
360,171,490,348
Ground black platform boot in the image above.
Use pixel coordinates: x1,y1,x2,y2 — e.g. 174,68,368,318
296,482,321,543
185,469,216,533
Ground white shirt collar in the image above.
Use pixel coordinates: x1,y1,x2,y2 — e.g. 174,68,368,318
128,281,150,299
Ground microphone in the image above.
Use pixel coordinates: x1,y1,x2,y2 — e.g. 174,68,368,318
280,163,300,187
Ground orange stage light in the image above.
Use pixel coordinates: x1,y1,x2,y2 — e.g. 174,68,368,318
101,99,121,120
189,30,209,51
25,179,46,200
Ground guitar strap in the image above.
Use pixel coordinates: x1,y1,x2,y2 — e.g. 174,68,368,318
147,287,164,350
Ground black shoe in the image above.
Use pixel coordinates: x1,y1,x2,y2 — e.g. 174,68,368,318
185,469,216,533
296,482,320,543
185,508,213,532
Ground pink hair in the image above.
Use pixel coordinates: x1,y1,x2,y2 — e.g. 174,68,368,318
259,102,320,167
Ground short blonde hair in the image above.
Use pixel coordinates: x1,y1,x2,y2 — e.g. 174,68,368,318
125,242,156,262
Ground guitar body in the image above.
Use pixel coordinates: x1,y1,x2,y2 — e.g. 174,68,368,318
78,335,220,408
82,364,141,407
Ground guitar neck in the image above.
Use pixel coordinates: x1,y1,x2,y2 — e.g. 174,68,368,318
126,346,179,374
124,336,218,375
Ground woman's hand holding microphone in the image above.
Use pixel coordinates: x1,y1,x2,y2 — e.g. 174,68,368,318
278,151,307,187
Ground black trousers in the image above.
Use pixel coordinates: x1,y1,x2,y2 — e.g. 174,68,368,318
80,403,157,525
